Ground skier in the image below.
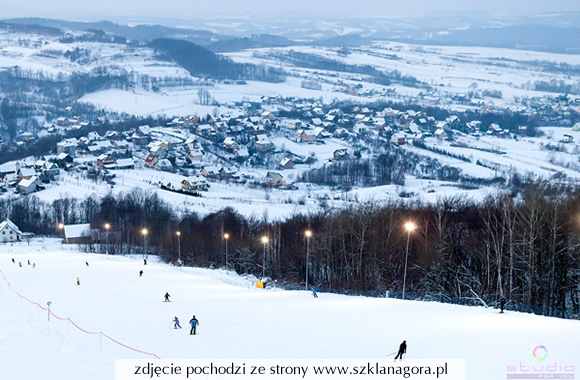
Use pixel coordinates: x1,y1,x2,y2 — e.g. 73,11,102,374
33,263,36,268
77,277,80,286
164,292,171,302
189,315,199,335
139,270,143,277
86,261,89,266
28,260,30,265
394,340,407,360
144,259,147,265
173,316,182,329
500,297,506,313
19,262,22,267
11,258,14,263
312,288,318,298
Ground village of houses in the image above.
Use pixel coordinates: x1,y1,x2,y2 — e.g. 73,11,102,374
1,96,580,201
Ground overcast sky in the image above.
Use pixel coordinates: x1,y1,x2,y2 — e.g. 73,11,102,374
1,0,579,21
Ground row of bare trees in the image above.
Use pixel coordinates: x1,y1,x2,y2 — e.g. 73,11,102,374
1,184,579,317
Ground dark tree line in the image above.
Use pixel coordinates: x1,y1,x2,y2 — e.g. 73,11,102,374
1,183,579,318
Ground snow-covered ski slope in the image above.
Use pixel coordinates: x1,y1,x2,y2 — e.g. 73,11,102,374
0,239,578,380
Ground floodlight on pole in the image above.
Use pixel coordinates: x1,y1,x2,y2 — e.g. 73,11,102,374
176,231,181,261
224,233,230,269
402,222,416,300
104,223,110,255
261,236,268,279
305,230,312,289
142,228,148,259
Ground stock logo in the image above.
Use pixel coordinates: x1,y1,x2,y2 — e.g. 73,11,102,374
532,345,548,361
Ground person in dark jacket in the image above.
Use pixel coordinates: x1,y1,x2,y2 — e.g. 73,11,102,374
189,315,199,335
164,292,170,302
139,270,143,277
500,297,506,313
394,340,407,360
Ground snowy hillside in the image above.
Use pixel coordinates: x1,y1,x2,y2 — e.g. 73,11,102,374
1,239,579,379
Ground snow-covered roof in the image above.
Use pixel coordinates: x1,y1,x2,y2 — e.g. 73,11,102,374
64,223,91,239
0,219,22,235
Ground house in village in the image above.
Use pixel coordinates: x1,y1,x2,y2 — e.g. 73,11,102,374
97,154,116,168
18,167,37,180
132,125,152,146
200,165,220,178
297,129,316,143
0,219,22,243
56,138,79,154
255,135,273,152
56,153,74,169
223,137,239,151
264,172,284,187
188,149,203,167
390,132,406,146
18,176,40,194
181,175,210,192
144,155,158,169
279,158,295,170
115,158,135,169
434,128,448,140
560,134,574,143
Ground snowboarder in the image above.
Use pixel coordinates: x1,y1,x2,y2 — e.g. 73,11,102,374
394,340,407,360
139,270,143,277
173,316,182,329
164,292,171,302
76,277,80,286
144,259,147,265
500,297,506,313
189,315,199,335
312,288,318,298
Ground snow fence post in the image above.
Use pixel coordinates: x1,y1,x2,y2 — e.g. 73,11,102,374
47,301,51,321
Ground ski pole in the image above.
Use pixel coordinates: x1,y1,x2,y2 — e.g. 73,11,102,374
385,351,397,357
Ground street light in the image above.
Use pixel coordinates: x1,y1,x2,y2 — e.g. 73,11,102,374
305,230,312,289
142,228,148,259
104,223,110,255
224,233,230,269
402,222,416,300
176,231,181,262
58,223,64,250
261,236,268,279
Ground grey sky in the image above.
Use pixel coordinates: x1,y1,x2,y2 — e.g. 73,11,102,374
1,0,579,21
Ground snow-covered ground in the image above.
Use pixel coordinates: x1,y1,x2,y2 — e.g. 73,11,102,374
1,239,578,379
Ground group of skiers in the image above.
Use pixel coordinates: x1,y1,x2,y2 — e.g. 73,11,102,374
12,258,35,268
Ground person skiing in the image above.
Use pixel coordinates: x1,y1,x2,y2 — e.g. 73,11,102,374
500,297,506,313
173,316,182,329
139,270,143,277
164,292,171,302
85,261,89,266
77,277,80,286
33,263,36,268
144,259,147,265
312,288,318,298
28,260,30,265
19,261,22,267
189,315,199,335
394,340,407,360
11,258,14,263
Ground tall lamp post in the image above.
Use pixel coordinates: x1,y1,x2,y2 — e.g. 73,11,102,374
58,223,64,250
141,228,148,260
104,223,110,255
261,236,268,279
224,233,230,269
305,230,312,289
402,222,416,300
176,231,181,262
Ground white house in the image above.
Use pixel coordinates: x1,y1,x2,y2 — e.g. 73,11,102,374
0,219,22,243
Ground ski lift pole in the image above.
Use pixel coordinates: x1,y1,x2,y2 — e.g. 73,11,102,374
47,301,51,321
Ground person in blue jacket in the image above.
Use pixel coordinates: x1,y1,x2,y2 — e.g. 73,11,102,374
312,288,318,298
189,315,199,335
173,316,182,329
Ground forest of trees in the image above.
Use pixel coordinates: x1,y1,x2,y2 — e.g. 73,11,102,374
1,183,579,318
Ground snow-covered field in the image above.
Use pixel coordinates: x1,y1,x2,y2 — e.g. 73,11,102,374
1,239,578,379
